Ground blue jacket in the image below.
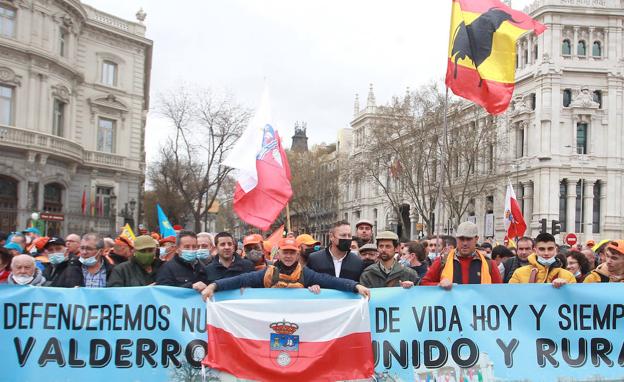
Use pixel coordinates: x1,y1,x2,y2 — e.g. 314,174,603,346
215,266,358,293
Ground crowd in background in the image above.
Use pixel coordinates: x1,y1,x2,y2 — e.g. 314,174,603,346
1,218,622,299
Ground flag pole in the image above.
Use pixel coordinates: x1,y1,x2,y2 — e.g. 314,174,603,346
285,202,292,233
434,86,450,249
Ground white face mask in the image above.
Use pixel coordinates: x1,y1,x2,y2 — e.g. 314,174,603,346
428,252,439,260
13,275,34,285
158,247,168,260
537,256,557,266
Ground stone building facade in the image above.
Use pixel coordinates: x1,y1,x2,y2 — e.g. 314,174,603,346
341,0,624,243
0,0,152,236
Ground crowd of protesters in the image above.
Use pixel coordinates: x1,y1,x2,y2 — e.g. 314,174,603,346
1,218,622,299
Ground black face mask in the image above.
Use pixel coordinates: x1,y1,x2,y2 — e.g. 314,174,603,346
362,259,376,269
337,238,351,252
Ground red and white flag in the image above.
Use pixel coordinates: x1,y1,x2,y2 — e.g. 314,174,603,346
223,86,292,231
81,190,87,216
504,181,527,239
203,296,374,381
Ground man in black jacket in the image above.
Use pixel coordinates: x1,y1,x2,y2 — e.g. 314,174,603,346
42,237,82,287
502,236,534,283
156,230,206,288
203,231,254,285
108,235,161,287
306,220,364,282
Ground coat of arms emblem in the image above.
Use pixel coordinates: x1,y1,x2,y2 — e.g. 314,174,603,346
269,319,299,367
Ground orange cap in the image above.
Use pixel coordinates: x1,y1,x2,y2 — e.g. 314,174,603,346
33,236,50,252
586,239,596,247
158,236,176,246
243,234,263,246
607,240,624,255
278,237,299,251
296,234,319,247
115,236,134,249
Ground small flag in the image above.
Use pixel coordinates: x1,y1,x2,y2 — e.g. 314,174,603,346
81,190,87,216
504,181,527,239
121,224,136,241
157,204,176,239
446,0,546,114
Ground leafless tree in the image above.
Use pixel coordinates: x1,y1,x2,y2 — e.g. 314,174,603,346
148,86,251,232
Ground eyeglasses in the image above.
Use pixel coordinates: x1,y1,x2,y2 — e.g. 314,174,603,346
80,246,97,252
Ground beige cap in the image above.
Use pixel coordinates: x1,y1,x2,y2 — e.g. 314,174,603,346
356,219,373,228
456,221,478,238
376,231,399,242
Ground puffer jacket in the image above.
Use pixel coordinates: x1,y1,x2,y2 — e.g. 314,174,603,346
7,268,46,286
509,254,576,284
584,263,624,283
359,261,420,288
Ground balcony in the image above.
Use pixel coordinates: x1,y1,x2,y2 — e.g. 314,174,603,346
0,124,140,173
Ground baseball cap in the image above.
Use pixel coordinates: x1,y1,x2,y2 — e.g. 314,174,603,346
456,221,478,238
115,236,134,248
159,236,176,246
607,240,624,255
4,242,23,253
592,239,610,253
243,234,263,246
44,237,65,248
134,235,157,251
278,237,299,251
356,219,373,228
296,234,320,247
23,227,41,236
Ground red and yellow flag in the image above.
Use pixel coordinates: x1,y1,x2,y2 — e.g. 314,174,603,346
445,0,546,114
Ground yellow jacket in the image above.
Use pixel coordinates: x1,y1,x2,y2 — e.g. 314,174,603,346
584,263,624,283
509,254,577,284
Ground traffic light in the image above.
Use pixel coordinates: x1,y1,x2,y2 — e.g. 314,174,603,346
551,220,561,236
540,218,547,234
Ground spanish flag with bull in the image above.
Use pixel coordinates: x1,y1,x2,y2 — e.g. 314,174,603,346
446,0,546,114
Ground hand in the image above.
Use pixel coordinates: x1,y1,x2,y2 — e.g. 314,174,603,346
399,280,414,289
192,281,207,292
552,278,568,289
307,284,321,294
355,284,370,300
200,283,217,301
148,282,156,286
439,278,453,290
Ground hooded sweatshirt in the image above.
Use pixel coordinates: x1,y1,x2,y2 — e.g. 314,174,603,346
8,268,46,286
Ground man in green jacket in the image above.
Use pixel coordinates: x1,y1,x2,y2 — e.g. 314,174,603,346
108,235,161,287
359,231,419,288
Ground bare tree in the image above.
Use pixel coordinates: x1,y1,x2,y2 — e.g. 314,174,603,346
148,87,251,232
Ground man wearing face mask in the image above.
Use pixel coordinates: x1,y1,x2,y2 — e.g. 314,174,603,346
424,237,443,266
42,237,82,287
242,234,267,270
158,236,177,262
509,233,576,287
76,233,113,288
156,230,208,288
359,244,379,270
108,235,162,287
296,234,321,267
105,236,134,265
8,254,46,286
197,232,215,265
201,232,255,286
306,220,364,282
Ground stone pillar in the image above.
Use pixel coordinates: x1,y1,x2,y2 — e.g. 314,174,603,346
523,182,533,235
573,27,579,57
409,211,418,240
599,181,607,237
566,178,577,233
583,180,595,239
527,38,532,65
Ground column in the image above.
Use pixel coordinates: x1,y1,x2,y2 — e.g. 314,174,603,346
409,211,418,240
599,180,607,238
583,180,594,239
523,182,533,235
527,38,532,65
566,178,577,233
573,27,579,57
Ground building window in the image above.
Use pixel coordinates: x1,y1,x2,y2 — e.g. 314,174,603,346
593,90,602,109
523,49,528,66
530,93,536,110
101,61,118,87
562,39,571,55
559,180,567,232
59,28,67,57
533,44,538,61
593,181,601,233
0,5,15,38
97,117,115,153
563,89,572,107
43,183,63,213
0,85,13,125
487,144,494,171
577,40,586,56
52,99,65,137
592,41,602,57
576,122,588,154
516,128,524,158
96,186,113,217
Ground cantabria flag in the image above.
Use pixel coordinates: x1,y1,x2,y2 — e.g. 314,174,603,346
203,291,374,381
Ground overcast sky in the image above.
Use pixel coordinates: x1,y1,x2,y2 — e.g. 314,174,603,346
83,0,535,162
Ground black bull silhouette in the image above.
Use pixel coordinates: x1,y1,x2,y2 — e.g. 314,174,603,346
451,8,519,86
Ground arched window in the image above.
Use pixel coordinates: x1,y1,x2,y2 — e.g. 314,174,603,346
562,39,571,55
563,89,572,107
523,49,528,65
592,41,602,57
578,40,587,56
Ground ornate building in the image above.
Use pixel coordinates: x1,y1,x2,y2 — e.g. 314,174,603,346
0,0,152,236
341,0,624,243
